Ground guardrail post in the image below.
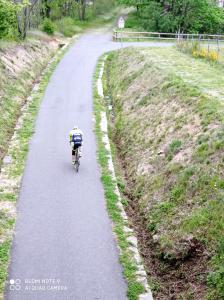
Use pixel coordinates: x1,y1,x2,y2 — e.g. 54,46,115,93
217,36,220,52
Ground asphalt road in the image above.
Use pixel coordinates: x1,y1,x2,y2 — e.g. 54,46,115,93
4,30,172,300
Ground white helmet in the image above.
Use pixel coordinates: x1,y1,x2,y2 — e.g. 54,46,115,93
73,125,78,130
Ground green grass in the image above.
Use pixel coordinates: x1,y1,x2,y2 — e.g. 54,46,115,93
104,47,224,298
167,139,182,161
0,240,11,293
93,58,146,300
0,193,16,202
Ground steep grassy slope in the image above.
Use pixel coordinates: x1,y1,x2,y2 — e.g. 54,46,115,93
105,47,224,299
0,34,63,168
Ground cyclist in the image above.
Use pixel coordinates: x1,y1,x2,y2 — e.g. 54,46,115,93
69,125,83,163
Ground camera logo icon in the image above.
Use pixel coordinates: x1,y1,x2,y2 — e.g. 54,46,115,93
9,279,21,291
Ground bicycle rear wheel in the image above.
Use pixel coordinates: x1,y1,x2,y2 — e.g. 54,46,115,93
74,160,80,172
74,150,80,173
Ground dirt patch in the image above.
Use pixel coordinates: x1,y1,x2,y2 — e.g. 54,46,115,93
115,146,209,300
131,208,208,300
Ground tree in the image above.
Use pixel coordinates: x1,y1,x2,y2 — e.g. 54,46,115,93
76,0,87,20
42,0,51,18
117,0,149,12
120,0,224,33
0,0,117,40
14,0,39,39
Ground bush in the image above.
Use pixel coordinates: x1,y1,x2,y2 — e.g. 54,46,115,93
42,18,55,35
125,12,142,30
207,268,224,299
177,41,219,63
0,0,17,39
55,17,82,37
122,0,224,34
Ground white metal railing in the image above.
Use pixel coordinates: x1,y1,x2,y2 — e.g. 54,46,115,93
113,30,224,42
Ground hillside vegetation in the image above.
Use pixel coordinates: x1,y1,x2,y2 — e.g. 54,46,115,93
105,47,224,299
0,0,116,40
119,0,224,34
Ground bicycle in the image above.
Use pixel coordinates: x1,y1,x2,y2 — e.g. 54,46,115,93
73,147,80,173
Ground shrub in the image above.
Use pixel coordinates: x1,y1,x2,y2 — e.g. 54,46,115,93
125,12,142,30
208,50,219,62
177,41,219,63
207,241,224,299
42,18,55,35
200,48,207,58
192,50,199,58
0,0,17,39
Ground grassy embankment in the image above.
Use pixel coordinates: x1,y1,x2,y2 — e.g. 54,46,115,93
104,47,224,299
0,33,62,169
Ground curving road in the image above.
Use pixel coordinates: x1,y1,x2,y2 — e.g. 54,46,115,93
4,30,172,300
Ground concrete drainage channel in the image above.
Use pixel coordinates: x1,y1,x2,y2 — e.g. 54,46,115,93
96,57,153,300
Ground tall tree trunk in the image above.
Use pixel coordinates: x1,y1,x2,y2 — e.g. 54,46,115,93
22,6,29,39
16,14,23,38
77,0,86,20
42,0,51,18
81,1,86,20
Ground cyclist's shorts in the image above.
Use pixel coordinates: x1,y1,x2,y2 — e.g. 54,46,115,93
72,145,80,155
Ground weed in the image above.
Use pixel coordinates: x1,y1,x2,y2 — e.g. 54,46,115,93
0,240,11,292
167,139,182,161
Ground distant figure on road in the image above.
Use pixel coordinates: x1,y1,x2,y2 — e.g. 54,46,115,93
69,125,83,164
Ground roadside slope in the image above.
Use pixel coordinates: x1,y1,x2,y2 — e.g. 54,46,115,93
105,47,224,299
0,34,64,168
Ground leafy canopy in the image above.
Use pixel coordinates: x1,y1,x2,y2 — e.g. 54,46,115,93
118,0,224,33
